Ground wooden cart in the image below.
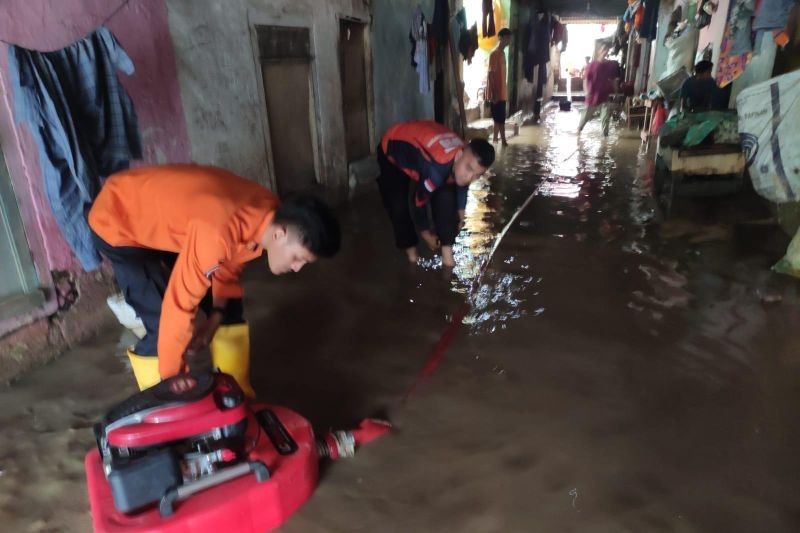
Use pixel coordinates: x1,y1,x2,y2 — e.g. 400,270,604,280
655,143,746,212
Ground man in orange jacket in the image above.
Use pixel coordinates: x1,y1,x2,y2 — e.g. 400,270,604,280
88,164,341,395
377,120,495,267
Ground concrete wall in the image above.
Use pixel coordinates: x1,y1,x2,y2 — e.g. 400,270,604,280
371,0,436,137
0,0,190,381
166,0,371,190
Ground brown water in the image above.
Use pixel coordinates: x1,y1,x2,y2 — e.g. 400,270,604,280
2,106,799,532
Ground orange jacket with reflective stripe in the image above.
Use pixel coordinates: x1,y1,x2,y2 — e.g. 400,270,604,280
88,164,278,378
380,120,466,208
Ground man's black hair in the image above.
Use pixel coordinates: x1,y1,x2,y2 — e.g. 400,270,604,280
274,194,341,258
468,138,496,168
498,28,512,38
695,60,714,74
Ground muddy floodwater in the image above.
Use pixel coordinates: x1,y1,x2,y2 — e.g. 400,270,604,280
1,107,799,532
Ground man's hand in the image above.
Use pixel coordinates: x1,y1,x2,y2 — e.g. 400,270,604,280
420,230,441,251
186,311,223,356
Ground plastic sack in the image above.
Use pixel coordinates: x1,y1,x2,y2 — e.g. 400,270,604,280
737,69,800,203
650,104,667,136
106,293,146,339
656,67,690,101
773,226,800,278
661,25,698,81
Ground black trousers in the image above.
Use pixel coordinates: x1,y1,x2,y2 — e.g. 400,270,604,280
376,147,459,249
482,0,496,37
92,231,243,357
491,100,507,124
534,62,547,118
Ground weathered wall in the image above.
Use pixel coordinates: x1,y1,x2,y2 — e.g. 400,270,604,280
166,0,370,189
697,0,730,77
0,0,190,381
371,0,436,137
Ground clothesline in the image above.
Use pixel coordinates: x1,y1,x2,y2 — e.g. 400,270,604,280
0,0,131,47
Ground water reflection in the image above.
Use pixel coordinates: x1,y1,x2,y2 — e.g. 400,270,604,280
450,146,546,334
461,272,543,333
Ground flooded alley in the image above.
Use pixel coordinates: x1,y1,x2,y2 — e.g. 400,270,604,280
2,107,799,532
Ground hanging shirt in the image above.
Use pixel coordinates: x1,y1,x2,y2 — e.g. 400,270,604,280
89,164,279,378
380,121,468,210
753,0,796,31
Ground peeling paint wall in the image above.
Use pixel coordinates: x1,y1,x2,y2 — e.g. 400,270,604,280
166,0,371,189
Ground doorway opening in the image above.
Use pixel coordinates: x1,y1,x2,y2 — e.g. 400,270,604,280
461,0,511,119
339,19,371,164
256,25,318,194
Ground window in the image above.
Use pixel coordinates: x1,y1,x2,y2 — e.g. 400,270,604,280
0,147,43,321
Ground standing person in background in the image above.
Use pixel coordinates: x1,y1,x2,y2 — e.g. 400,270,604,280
578,43,620,137
580,55,590,79
486,28,512,146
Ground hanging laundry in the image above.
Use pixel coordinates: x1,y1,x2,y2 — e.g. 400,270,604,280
482,0,496,38
717,0,754,87
623,0,644,31
729,0,756,56
523,10,553,82
8,27,142,271
432,0,449,46
696,0,716,29
640,0,662,39
452,8,479,64
612,18,628,55
753,0,796,32
460,24,479,64
410,5,430,93
633,4,645,30
552,19,568,52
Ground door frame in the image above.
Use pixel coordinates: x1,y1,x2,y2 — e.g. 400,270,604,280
337,14,376,158
247,13,323,192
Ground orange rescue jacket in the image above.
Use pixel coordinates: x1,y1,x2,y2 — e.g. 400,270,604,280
89,164,279,378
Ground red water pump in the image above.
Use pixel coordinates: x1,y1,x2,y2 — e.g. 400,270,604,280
85,371,389,533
